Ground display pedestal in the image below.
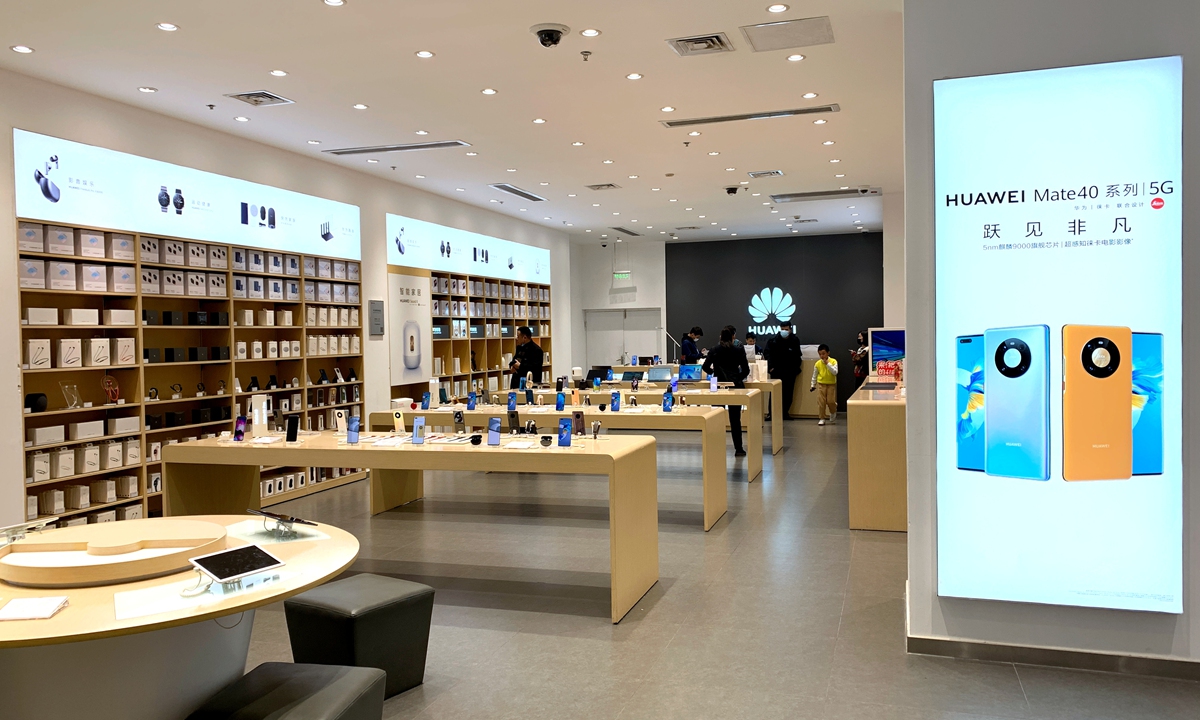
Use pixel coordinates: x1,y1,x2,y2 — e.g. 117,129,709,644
847,384,907,531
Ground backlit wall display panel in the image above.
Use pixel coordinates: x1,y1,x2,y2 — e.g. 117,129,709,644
14,129,362,259
385,213,550,283
934,57,1182,613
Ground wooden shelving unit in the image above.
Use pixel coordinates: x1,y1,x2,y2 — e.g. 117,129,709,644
17,220,366,522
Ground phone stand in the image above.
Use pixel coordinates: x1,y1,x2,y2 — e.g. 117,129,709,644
261,516,300,541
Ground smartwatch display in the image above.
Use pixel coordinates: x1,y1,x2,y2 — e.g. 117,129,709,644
159,185,170,213
173,188,185,214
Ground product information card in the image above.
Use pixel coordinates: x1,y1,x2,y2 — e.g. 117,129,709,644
934,57,1182,613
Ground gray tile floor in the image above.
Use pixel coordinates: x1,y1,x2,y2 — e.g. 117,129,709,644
251,419,1200,719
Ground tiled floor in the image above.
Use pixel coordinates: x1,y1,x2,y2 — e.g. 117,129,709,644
252,419,1200,719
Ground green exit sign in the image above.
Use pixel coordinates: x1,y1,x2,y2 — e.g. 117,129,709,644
613,272,631,280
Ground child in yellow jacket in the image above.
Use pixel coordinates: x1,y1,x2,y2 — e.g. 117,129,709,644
809,344,839,425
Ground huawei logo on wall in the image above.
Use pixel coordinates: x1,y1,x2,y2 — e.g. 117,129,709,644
748,287,795,335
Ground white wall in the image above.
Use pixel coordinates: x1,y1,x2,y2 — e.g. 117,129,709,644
0,68,571,525
882,191,905,326
569,240,667,368
905,0,1200,659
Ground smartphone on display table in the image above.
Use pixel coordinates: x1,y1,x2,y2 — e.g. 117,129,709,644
1062,325,1132,480
572,410,585,435
984,325,1050,481
392,411,404,433
955,334,985,472
508,410,521,434
556,378,564,392
610,391,620,412
247,508,317,527
454,410,466,434
663,391,674,413
507,392,517,411
233,416,247,441
190,544,284,584
558,418,572,447
555,392,565,411
1132,332,1164,476
421,392,431,410
346,415,360,444
467,391,477,411
285,415,300,443
412,416,427,445
487,417,501,446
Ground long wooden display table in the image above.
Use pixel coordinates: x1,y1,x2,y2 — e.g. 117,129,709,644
162,432,659,622
847,384,907,531
371,405,728,530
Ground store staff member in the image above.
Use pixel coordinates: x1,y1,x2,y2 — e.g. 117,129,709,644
681,326,704,364
765,321,802,419
509,326,544,388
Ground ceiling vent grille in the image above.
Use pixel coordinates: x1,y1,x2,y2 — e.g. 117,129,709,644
586,183,622,191
325,140,470,156
489,183,547,202
794,218,819,223
661,103,838,128
748,170,784,179
771,187,882,203
666,32,736,57
675,226,700,231
224,90,294,107
739,16,834,52
610,227,641,237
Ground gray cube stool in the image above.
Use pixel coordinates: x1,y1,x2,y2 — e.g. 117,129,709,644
285,573,434,698
187,662,385,720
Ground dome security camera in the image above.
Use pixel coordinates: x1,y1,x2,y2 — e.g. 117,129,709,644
531,23,570,48
601,242,608,248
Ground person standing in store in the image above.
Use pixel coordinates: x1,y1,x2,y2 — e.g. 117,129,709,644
810,343,840,425
850,331,870,390
765,321,802,418
509,326,544,389
743,332,763,363
681,326,704,364
702,326,750,457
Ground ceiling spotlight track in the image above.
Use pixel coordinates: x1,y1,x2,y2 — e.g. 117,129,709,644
660,104,838,128
325,140,471,155
489,183,547,202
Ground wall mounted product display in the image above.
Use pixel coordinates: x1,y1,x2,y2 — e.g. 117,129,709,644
934,57,1181,613
385,213,551,283
867,327,905,376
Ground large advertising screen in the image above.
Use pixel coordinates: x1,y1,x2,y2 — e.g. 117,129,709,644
385,213,550,283
14,129,362,259
934,57,1182,613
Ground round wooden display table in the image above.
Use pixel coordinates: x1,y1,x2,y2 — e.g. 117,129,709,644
0,514,359,720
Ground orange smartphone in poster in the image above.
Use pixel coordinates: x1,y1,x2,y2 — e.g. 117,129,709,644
1062,325,1132,481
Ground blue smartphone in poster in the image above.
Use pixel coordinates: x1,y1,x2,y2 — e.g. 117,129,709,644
558,418,572,447
955,334,985,471
984,325,1050,480
346,415,360,444
487,417,501,446
412,416,427,445
663,391,674,413
467,392,477,411
610,391,620,412
606,368,614,381
507,391,517,411
421,392,430,410
1132,332,1164,476
555,392,565,411
593,377,601,389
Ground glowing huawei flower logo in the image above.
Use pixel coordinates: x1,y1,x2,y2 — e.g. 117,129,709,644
748,287,795,323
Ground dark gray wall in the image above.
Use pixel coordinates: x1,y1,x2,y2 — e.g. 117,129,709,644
666,232,884,408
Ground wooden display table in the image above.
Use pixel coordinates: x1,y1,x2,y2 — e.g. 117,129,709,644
163,432,659,623
0,515,358,720
372,405,729,530
847,385,907,531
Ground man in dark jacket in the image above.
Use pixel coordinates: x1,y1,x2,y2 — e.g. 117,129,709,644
681,326,704,364
765,321,802,418
509,326,544,388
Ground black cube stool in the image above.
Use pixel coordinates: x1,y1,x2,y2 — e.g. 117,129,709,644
187,662,385,720
284,573,434,698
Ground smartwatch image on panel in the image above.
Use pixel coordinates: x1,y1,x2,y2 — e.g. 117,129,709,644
159,185,170,212
173,188,185,214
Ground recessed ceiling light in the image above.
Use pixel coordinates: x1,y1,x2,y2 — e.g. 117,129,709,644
10,45,34,53
823,140,835,145
669,199,677,202
731,233,738,236
803,92,818,99
628,175,638,179
367,159,378,163
661,106,675,112
852,213,859,216
603,160,613,164
353,103,368,110
613,212,620,215
740,181,749,185
234,116,249,122
685,207,693,211
768,4,789,12
415,174,425,178
567,223,574,226
752,193,761,196
725,167,735,171
414,130,429,135
324,0,345,6
830,159,840,163
787,54,805,62
519,208,527,212
848,205,856,208
415,50,434,58
489,199,499,203
698,215,705,218
540,182,549,185
646,226,653,229
631,220,638,223
455,188,465,192
840,186,850,190
854,220,862,224
568,194,576,197
465,151,477,156
835,174,845,178
156,22,178,32
762,202,770,205
544,217,551,220
688,131,701,136
793,229,799,233
721,228,727,231
533,118,546,124
586,229,592,233
786,224,792,227
708,151,720,156
138,86,158,93
602,234,608,238
481,88,497,95
711,222,717,225
626,73,643,80
308,140,321,145
572,141,585,146
652,188,660,191
771,210,778,213
593,203,601,207
506,168,517,172
660,231,666,234
581,28,601,37
270,69,288,77
813,119,827,125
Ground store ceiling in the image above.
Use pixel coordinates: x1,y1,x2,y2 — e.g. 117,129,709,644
0,0,901,242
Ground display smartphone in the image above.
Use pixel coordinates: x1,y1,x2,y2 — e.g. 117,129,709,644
662,391,675,413
653,355,660,365
233,416,247,442
454,410,466,434
631,379,640,392
955,334,985,472
285,415,300,443
572,388,580,406
606,368,614,381
412,416,427,444
247,508,317,527
572,410,585,435
555,392,565,411
519,376,527,391
392,411,404,433
1132,332,1164,476
333,409,346,433
556,378,564,393
346,416,360,445
709,375,719,392
487,417,502,446
507,392,517,411
631,355,638,366
525,388,534,405
610,391,621,412
190,544,284,584
593,376,602,390
507,410,521,434
1062,325,1132,480
558,418,572,447
467,391,477,411
421,392,431,410
984,325,1050,481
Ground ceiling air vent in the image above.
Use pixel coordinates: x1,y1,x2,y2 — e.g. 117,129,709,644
748,170,784,179
661,104,838,128
325,140,471,156
794,218,819,223
224,90,294,107
675,226,700,231
666,32,736,57
610,227,641,237
586,183,622,191
489,183,547,202
739,16,834,53
771,187,882,203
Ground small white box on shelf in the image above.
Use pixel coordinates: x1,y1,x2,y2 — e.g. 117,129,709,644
318,283,332,302
90,479,117,504
100,442,122,470
318,258,332,278
304,281,316,301
161,240,185,265
318,307,329,327
261,479,275,498
268,253,284,275
268,278,284,300
333,261,347,279
285,279,300,301
48,261,77,290
116,475,138,498
28,425,65,446
65,485,90,510
339,308,350,326
46,226,75,255
141,267,161,295
19,259,46,289
148,472,162,493
27,453,50,484
291,340,301,357
318,336,330,356
348,285,360,304
280,340,292,358
116,505,143,521
333,284,347,303
267,341,279,359
39,489,65,516
107,416,141,435
339,336,350,354
162,269,185,296
115,337,136,366
77,264,107,292
75,444,101,474
237,309,254,327
350,308,360,326
57,338,82,368
103,309,135,326
25,339,51,369
139,236,160,261
185,272,207,297
27,495,38,521
232,275,248,298
307,336,318,356
208,273,227,297
303,256,317,277
258,309,275,327
249,276,265,299
69,420,105,441
285,254,301,276
186,243,208,267
235,341,247,360
73,229,104,258
232,247,247,271
148,442,161,461
348,262,360,281
107,265,136,293
19,222,44,252
50,448,74,478
208,245,228,269
248,251,265,273
279,310,293,326
351,336,361,354
306,307,317,326
88,510,116,523
252,341,263,359
123,439,140,465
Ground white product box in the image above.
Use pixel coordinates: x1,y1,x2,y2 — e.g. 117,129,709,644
280,340,292,358
27,425,65,446
237,309,254,327
252,340,263,359
318,307,329,327
208,273,227,297
348,285,360,304
304,281,316,302
123,439,141,465
232,275,248,298
235,341,247,360
186,243,208,267
162,269,185,296
115,337,137,366
350,308,359,326
103,309,136,326
318,258,332,278
333,261,347,279
347,262,360,281
139,236,160,262
148,472,162,493
148,442,162,462
307,336,318,356
46,226,75,255
39,489,65,516
339,308,350,327
57,338,82,368
19,259,46,289
268,341,279,359
76,444,101,474
64,308,99,326
107,416,141,435
141,267,161,295
268,278,284,300
306,307,317,326
50,448,74,479
261,479,275,497
286,474,296,491
186,272,208,297
258,309,275,327
27,453,50,484
249,276,265,299
88,510,116,524
23,338,50,370
268,252,284,275
27,495,38,521
285,279,300,301
318,336,330,356
65,485,90,510
279,310,293,327
303,256,317,277
285,254,301,276
19,222,45,252
318,283,332,302
107,265,136,293
90,479,116,504
351,336,361,354
48,261,77,290
231,247,247,271
116,475,138,498
450,300,459,317
161,240,185,265
208,245,228,269
116,505,142,521
100,442,122,470
339,335,350,354
69,420,105,441
107,233,135,260
249,251,265,273
333,284,347,304
291,340,301,357
83,338,110,367
75,229,105,258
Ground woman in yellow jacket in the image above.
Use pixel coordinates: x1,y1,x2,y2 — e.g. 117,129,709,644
809,344,839,426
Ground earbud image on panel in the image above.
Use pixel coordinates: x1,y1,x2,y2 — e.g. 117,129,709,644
1131,332,1164,476
955,334,985,472
983,325,1050,481
1062,325,1132,480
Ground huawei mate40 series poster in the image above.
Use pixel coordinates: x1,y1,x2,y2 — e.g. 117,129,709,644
934,57,1181,613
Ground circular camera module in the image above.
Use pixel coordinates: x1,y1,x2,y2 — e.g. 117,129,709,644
994,338,1032,378
1081,337,1121,378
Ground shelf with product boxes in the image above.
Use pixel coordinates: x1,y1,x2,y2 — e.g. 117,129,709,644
258,467,369,508
16,219,366,521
